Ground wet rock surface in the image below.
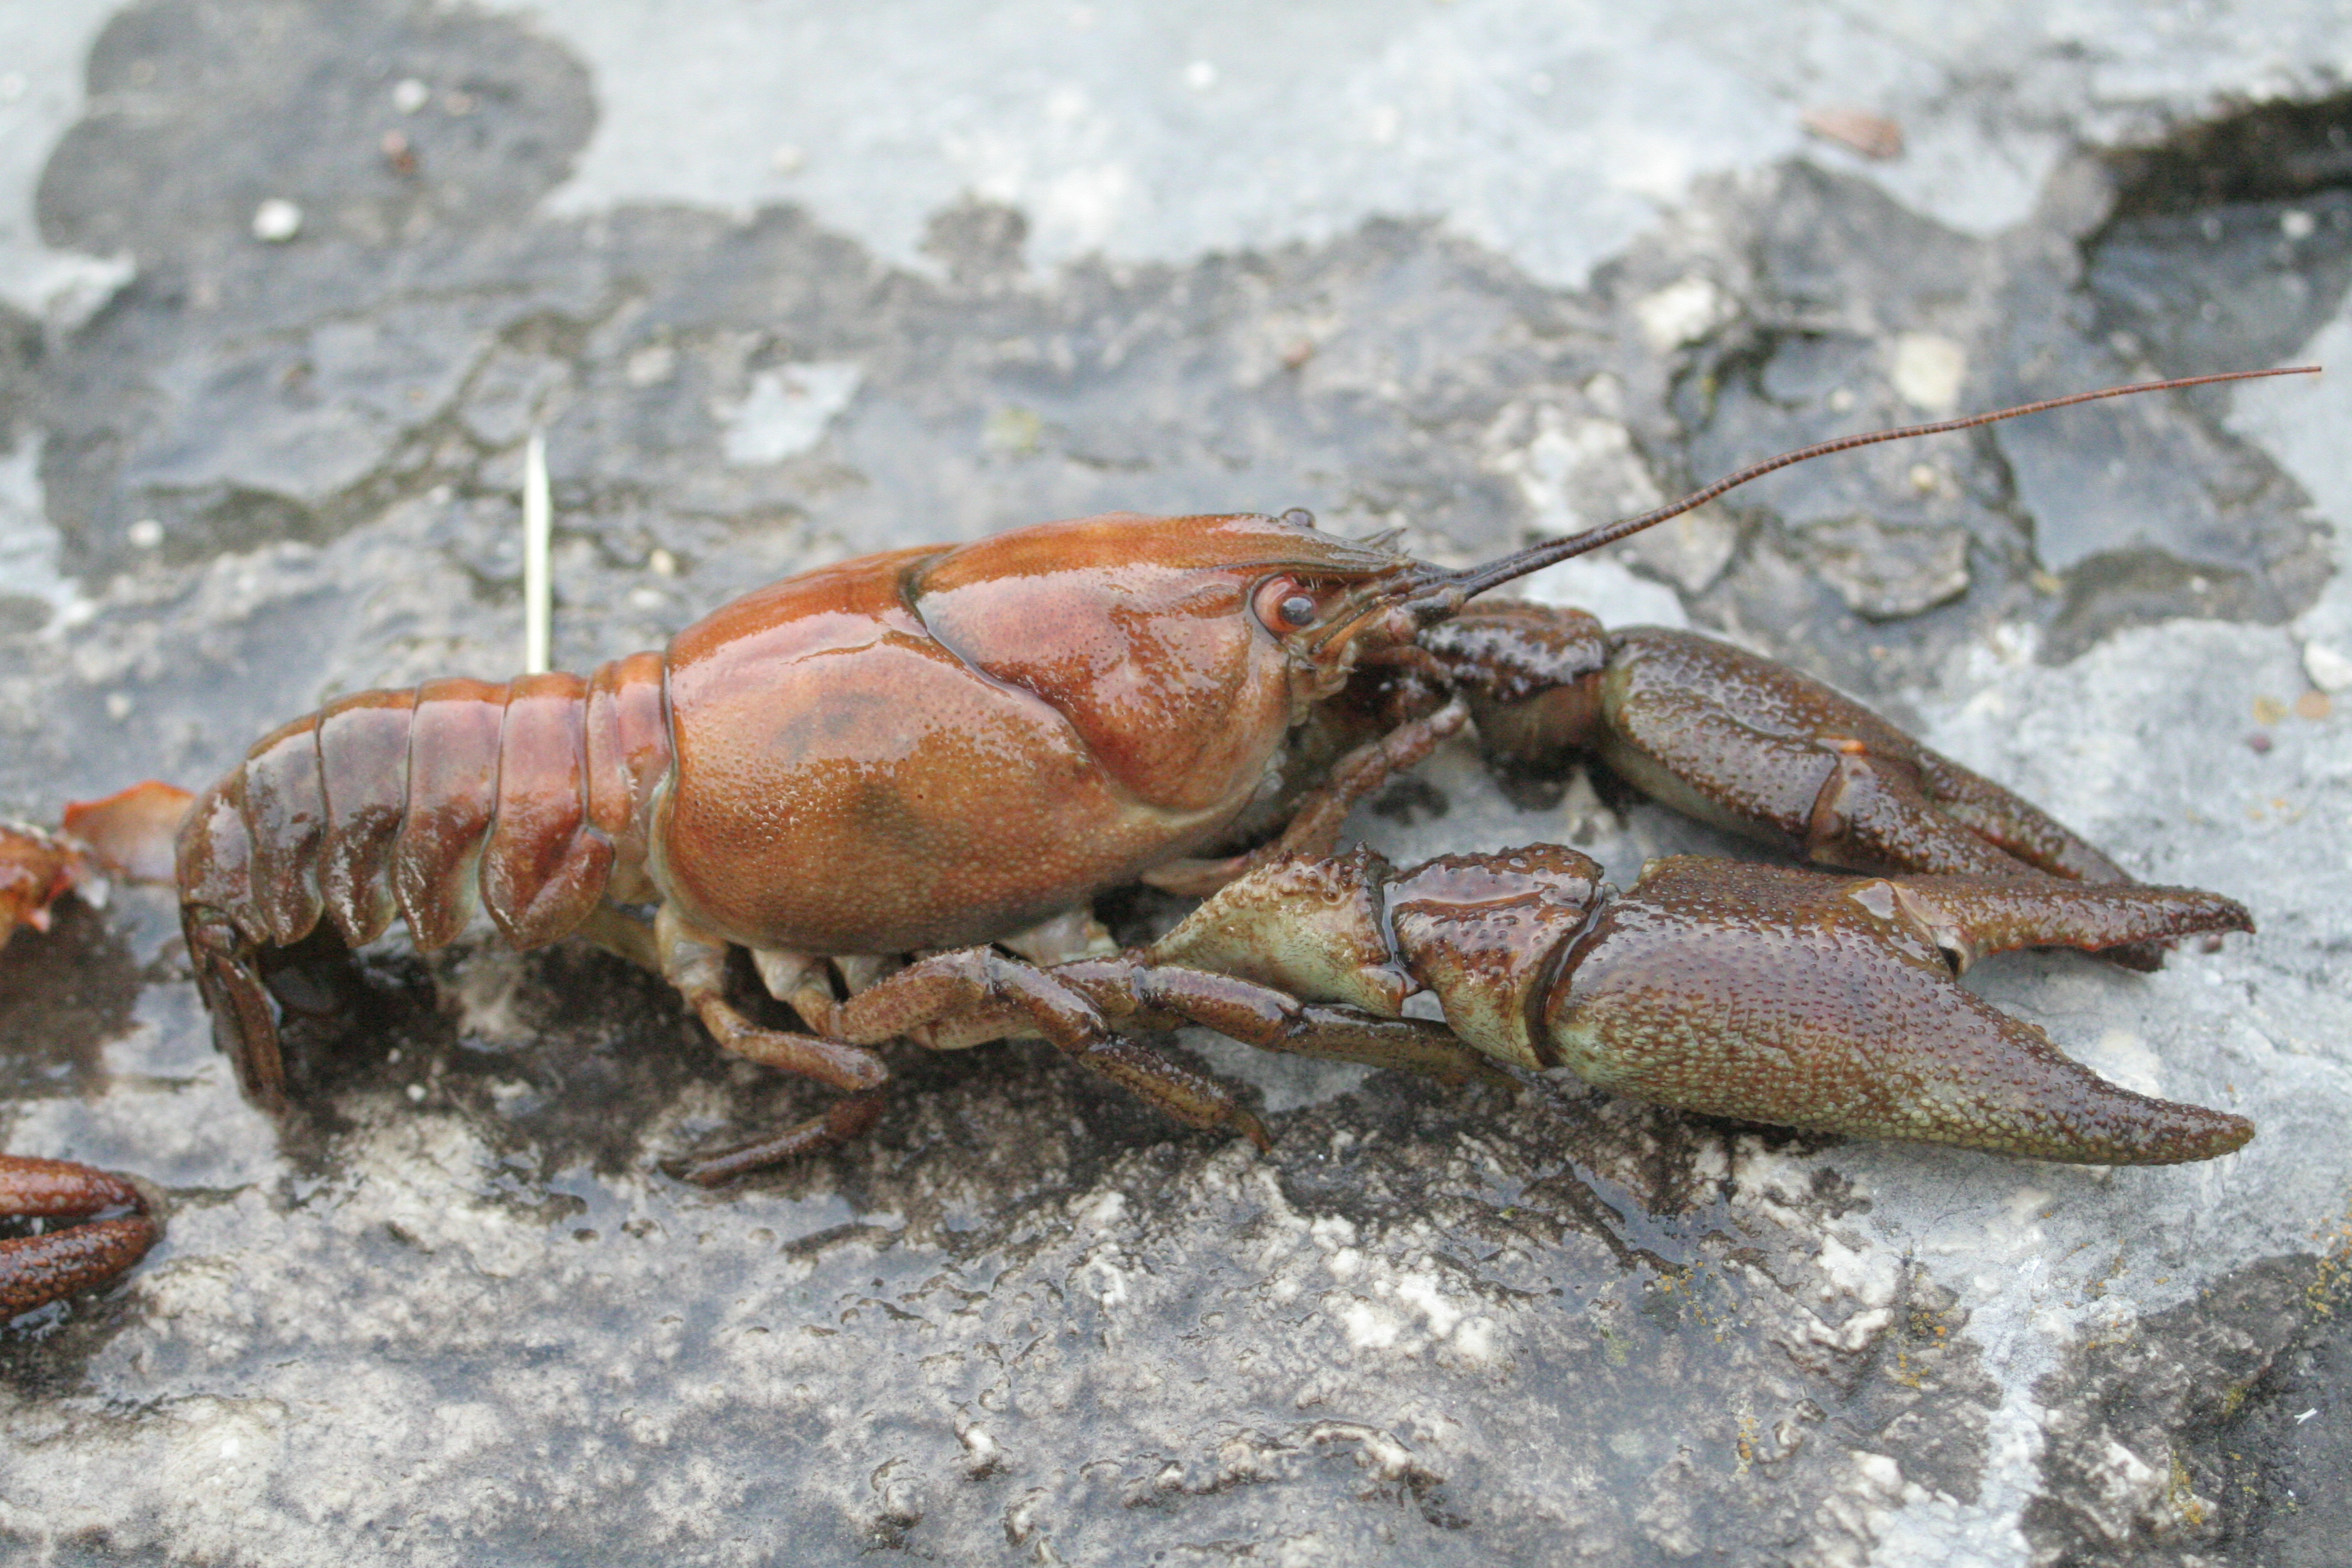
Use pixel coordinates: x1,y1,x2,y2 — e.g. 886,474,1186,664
0,2,2346,1563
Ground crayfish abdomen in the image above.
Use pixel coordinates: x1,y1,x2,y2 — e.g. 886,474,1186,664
177,650,672,1107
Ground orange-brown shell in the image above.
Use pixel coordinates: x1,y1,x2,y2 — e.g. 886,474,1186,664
178,657,671,954
0,826,82,947
653,513,1409,955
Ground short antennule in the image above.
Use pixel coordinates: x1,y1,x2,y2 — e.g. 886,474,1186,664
1428,364,2322,610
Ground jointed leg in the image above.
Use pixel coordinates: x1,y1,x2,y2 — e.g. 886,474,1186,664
828,947,1271,1147
651,909,1277,1173
655,905,889,1093
1100,962,1512,1086
652,905,895,1182
669,1092,885,1187
796,942,1507,1154
183,906,291,1113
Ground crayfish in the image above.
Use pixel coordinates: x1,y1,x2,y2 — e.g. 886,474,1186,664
0,367,2312,1318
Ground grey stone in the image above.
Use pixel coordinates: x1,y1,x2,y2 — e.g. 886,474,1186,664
1795,516,1973,619
0,3,2345,1565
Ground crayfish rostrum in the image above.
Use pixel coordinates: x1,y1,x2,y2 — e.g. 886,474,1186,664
0,367,2310,1318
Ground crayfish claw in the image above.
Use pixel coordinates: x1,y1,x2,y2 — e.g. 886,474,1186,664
0,1155,161,1318
1546,858,2257,1164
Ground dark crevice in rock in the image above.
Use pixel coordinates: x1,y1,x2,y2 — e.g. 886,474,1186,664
2036,90,2352,659
2026,1247,2352,1566
2104,90,2352,218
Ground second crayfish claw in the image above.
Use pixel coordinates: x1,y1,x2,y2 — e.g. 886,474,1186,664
1018,846,2256,1165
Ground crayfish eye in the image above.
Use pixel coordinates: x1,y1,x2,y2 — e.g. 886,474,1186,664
1252,575,1322,635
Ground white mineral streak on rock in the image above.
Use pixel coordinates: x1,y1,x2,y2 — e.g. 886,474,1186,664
719,362,863,464
0,436,93,628
1635,276,1734,351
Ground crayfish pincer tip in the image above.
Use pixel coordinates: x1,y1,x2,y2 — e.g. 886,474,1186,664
2068,1101,2255,1166
2182,1110,2257,1162
1906,1018,2259,1166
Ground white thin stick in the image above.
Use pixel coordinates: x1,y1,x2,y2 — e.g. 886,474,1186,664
523,430,551,674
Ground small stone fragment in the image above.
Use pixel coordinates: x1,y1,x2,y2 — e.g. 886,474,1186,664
2252,695,2288,726
1891,333,1966,414
1795,518,1970,618
1802,107,1904,160
983,405,1044,457
625,344,676,387
1634,276,1733,352
250,197,302,242
391,77,430,112
2302,639,2352,692
2293,690,2331,721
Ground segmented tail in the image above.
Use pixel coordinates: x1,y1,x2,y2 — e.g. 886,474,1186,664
178,652,672,1104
